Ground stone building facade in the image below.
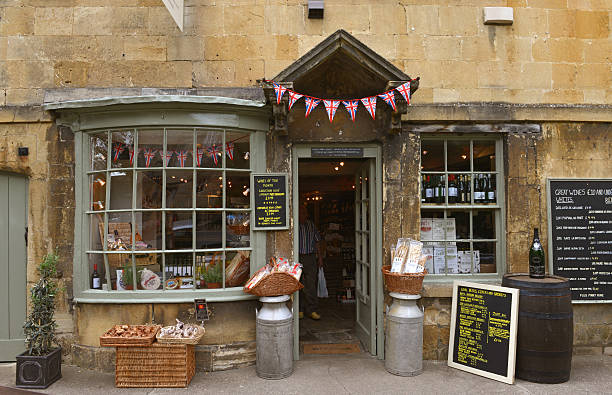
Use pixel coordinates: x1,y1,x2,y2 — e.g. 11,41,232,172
0,0,610,371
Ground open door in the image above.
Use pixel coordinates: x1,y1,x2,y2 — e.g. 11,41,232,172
354,159,376,354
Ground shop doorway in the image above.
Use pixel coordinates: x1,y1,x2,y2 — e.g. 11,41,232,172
292,145,382,359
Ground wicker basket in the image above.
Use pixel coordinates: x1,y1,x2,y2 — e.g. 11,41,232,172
99,325,160,347
156,326,205,345
115,343,195,388
244,272,304,297
382,265,427,294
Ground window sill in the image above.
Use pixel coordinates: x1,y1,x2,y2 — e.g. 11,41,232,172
421,276,502,298
75,288,258,303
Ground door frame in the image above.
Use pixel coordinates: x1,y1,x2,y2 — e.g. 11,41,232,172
291,144,384,360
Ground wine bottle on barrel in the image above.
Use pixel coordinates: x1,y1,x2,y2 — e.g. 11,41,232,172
529,228,545,278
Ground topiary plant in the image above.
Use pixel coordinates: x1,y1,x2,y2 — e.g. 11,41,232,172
23,252,59,356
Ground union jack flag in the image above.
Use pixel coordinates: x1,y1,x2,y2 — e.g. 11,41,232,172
395,81,411,105
342,100,359,122
176,150,189,168
287,90,303,111
304,97,320,118
161,150,173,166
378,91,397,112
113,143,124,162
207,144,221,166
196,148,204,167
273,82,287,104
128,146,138,165
143,149,156,168
360,96,377,120
323,100,341,123
226,142,234,160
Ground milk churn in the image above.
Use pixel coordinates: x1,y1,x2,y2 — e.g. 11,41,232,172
256,295,293,379
385,292,424,376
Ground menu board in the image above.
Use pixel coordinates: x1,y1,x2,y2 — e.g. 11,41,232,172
548,179,612,302
252,173,288,230
448,281,519,384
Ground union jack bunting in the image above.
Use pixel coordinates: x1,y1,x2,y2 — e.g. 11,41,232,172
323,100,341,123
395,81,411,105
128,146,138,165
378,91,397,112
273,82,287,104
360,97,377,120
226,142,234,160
207,144,221,166
342,100,359,122
113,143,124,162
287,90,303,111
196,148,204,167
143,149,156,168
161,150,174,166
176,150,189,168
304,97,320,118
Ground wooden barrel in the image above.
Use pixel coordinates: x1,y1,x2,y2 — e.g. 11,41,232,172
502,274,573,384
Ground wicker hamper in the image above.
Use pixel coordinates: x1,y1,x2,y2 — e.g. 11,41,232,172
382,265,427,294
115,343,195,388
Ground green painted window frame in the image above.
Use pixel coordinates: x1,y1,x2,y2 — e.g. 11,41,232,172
420,134,506,283
72,107,267,303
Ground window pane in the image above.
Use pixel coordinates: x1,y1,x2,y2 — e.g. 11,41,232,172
195,252,224,289
447,140,470,171
111,130,134,169
421,140,444,171
446,211,469,240
164,253,193,290
89,173,106,211
474,242,496,273
136,170,162,209
88,253,106,290
419,211,445,242
137,129,163,168
166,170,193,208
226,131,250,169
166,129,194,168
456,242,473,274
473,210,496,240
166,212,193,250
134,211,162,250
473,174,495,205
196,171,223,208
109,170,133,210
225,251,250,287
226,172,250,208
196,212,222,249
89,214,105,251
135,253,162,290
226,212,250,248
107,212,133,248
196,130,223,168
474,140,496,171
90,132,108,171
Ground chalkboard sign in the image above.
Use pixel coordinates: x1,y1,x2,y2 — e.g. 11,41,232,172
448,281,519,384
548,179,612,302
252,173,288,230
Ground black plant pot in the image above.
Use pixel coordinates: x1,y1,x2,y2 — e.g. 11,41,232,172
16,346,62,389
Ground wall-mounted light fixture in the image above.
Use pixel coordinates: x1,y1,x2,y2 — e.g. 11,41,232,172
308,0,324,19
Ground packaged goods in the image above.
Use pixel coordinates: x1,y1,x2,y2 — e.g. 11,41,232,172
391,238,430,274
244,256,302,290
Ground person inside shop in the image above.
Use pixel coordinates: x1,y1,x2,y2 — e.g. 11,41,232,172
298,204,323,320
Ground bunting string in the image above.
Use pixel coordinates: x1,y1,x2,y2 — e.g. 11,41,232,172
267,79,414,123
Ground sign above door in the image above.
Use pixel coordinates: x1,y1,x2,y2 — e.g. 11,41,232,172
311,147,364,158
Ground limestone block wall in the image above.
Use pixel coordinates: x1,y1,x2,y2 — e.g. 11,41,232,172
1,0,610,106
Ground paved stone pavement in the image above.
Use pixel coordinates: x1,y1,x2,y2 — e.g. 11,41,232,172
1,353,611,394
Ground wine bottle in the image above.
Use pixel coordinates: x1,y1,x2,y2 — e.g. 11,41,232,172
473,175,481,204
440,176,446,204
448,175,458,204
529,228,545,278
425,175,433,204
421,175,427,204
92,264,102,289
433,176,440,203
465,175,471,204
488,174,496,204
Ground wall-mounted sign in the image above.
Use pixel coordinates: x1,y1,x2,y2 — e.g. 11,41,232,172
311,147,364,158
252,173,289,230
448,281,519,384
162,0,184,31
548,179,612,302
194,298,209,322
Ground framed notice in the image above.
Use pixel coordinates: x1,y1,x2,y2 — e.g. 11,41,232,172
448,281,519,384
547,178,612,302
251,173,289,230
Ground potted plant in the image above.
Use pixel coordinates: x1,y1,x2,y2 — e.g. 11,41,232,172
203,263,223,288
119,263,142,290
16,252,62,389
